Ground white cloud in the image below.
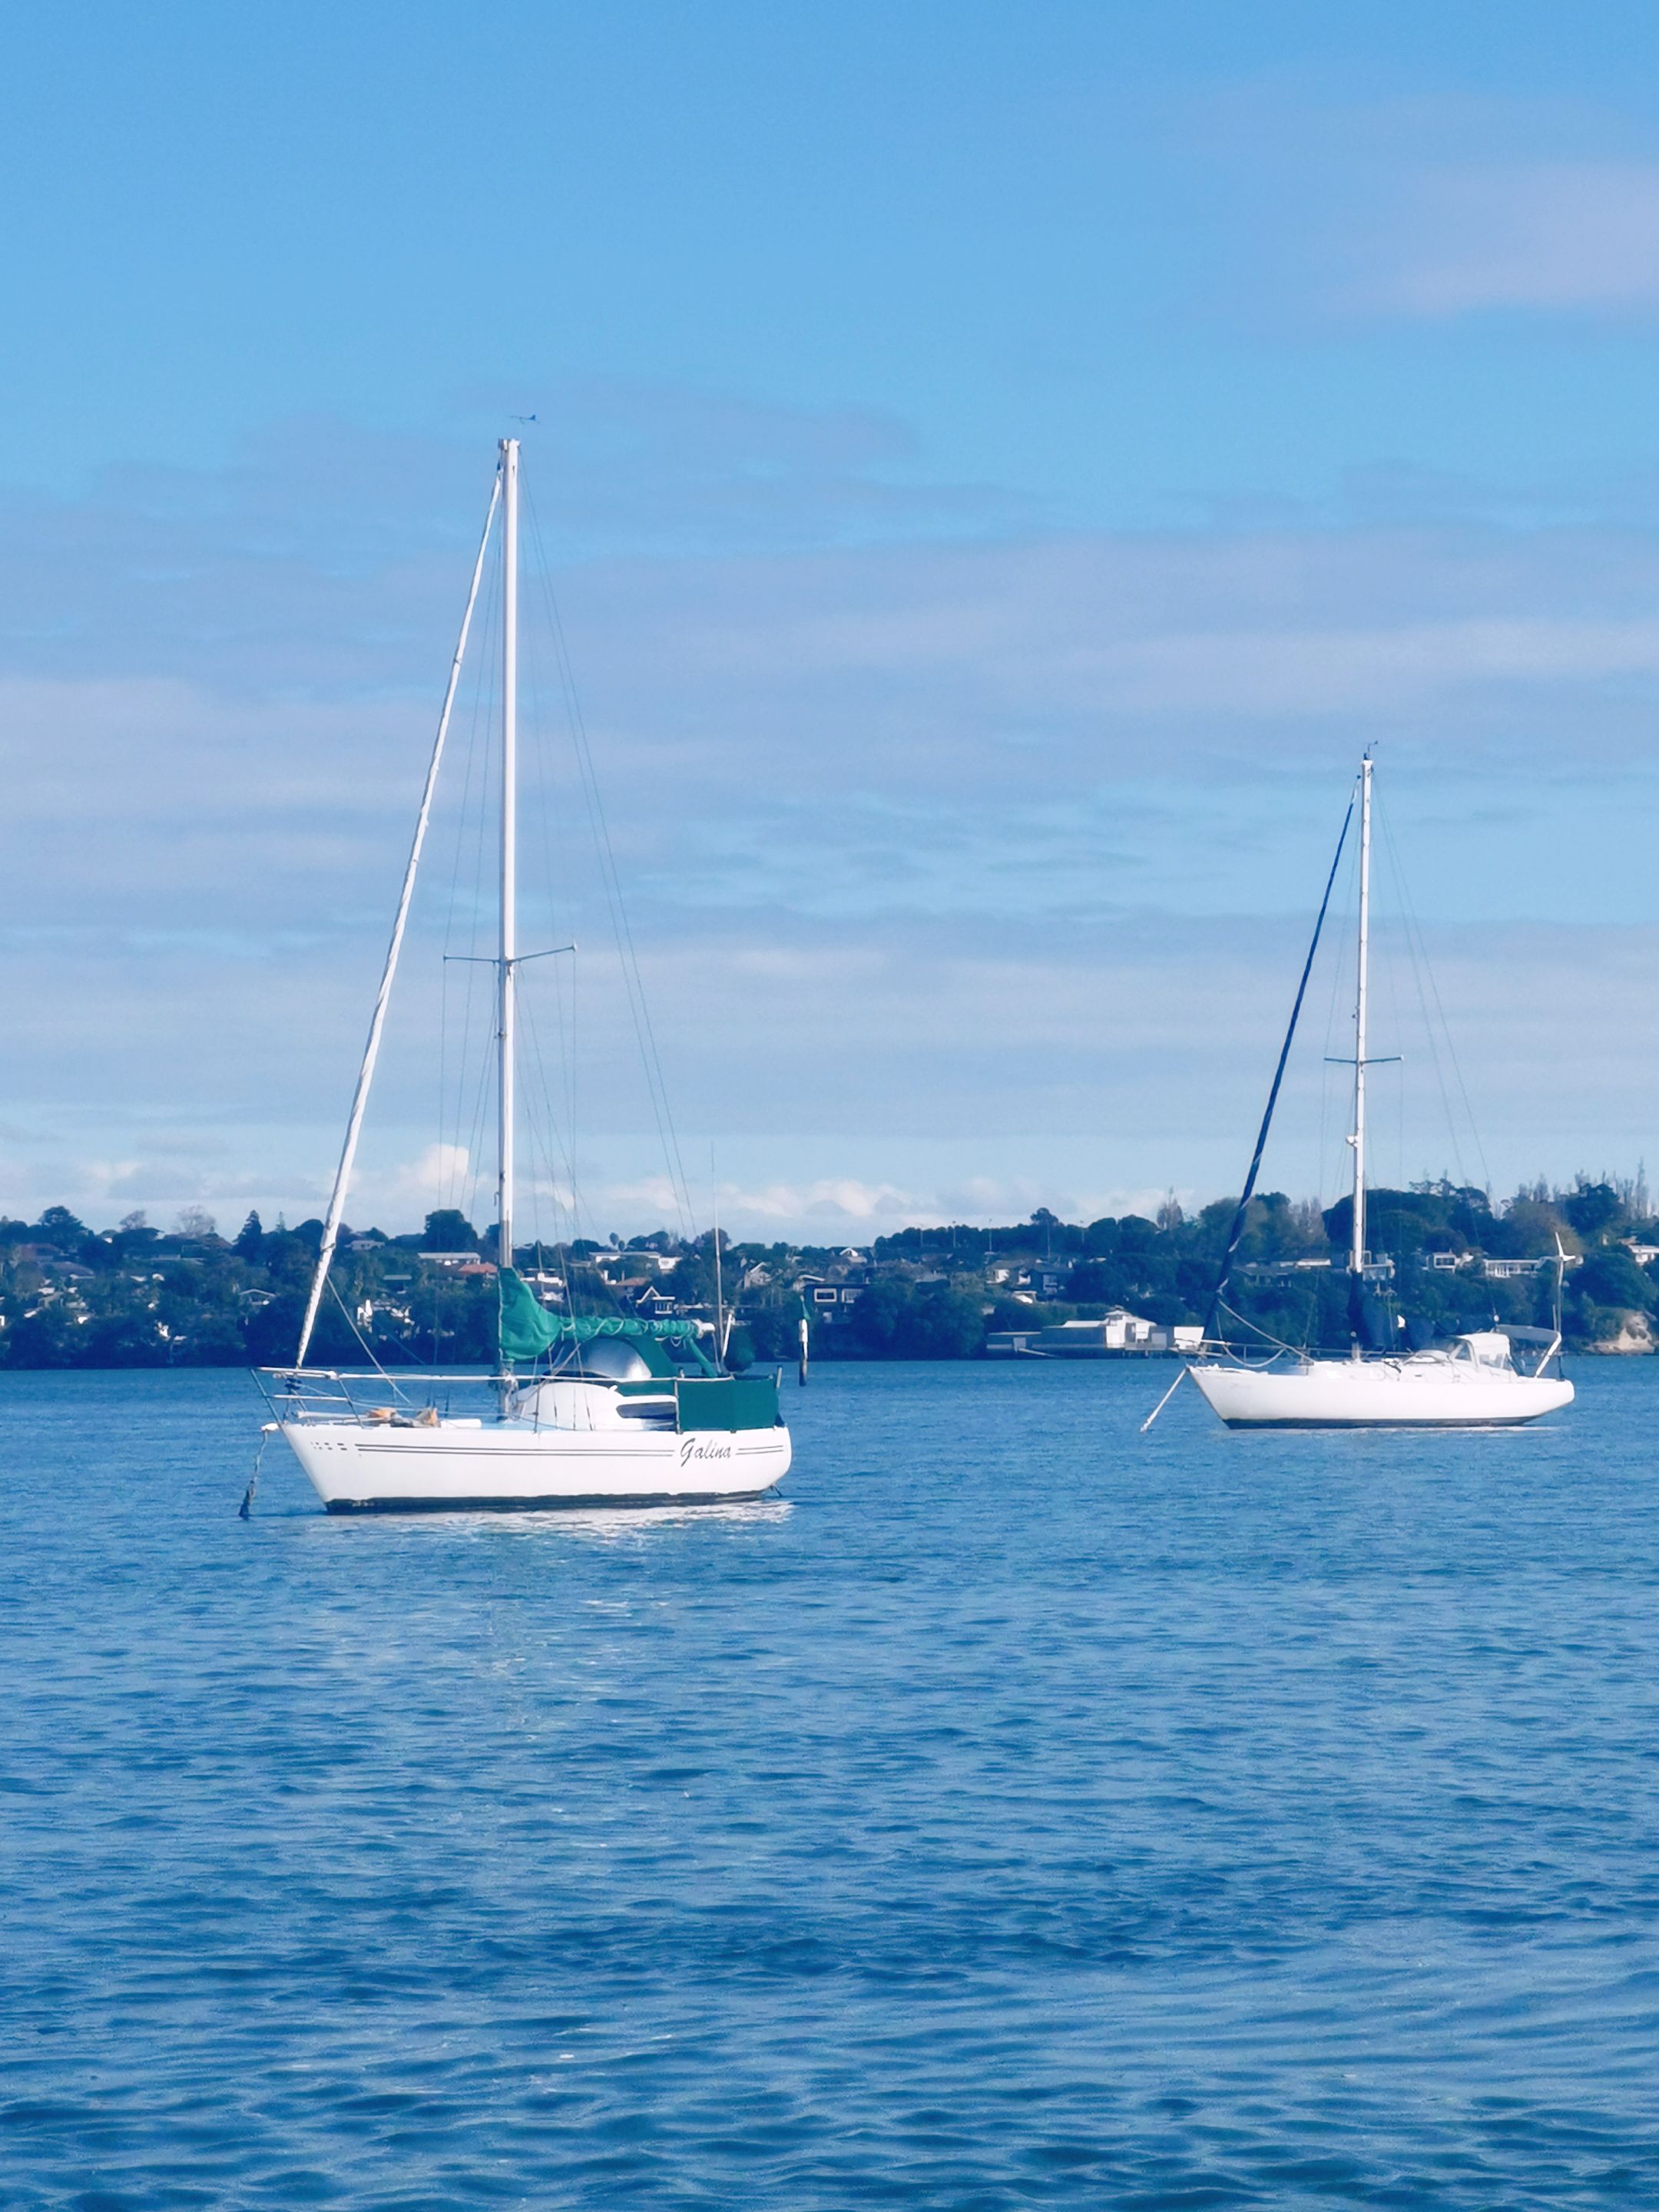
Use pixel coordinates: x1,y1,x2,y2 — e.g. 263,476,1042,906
1172,83,1659,331
380,1144,472,1214
5,406,1659,1233
719,1177,916,1225
1363,161,1659,316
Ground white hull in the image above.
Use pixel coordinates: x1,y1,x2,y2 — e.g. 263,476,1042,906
283,1417,792,1511
1190,1356,1572,1429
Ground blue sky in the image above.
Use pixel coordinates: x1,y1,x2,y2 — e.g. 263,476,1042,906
6,2,1659,1237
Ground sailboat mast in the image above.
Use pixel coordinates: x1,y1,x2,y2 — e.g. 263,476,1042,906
1350,753,1373,1277
497,437,518,1275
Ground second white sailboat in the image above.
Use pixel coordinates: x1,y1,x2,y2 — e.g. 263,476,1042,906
1187,755,1573,1430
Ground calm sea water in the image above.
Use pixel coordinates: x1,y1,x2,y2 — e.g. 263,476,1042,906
3,1361,1658,2209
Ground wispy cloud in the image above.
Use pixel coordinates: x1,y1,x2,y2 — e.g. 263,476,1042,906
382,1143,473,1214
717,1177,916,1225
1180,81,1659,329
3,399,1659,1233
1359,161,1659,317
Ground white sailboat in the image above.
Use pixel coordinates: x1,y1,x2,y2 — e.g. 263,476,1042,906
261,440,793,1509
1187,756,1573,1431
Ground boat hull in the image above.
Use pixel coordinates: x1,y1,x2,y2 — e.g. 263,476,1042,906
282,1418,792,1511
1190,1359,1573,1429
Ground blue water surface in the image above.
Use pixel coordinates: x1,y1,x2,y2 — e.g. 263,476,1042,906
3,1360,1657,2208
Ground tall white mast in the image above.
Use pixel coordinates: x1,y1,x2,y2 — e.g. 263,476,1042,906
497,437,519,1278
1349,753,1373,1278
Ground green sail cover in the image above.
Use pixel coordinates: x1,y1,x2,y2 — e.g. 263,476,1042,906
496,1268,712,1366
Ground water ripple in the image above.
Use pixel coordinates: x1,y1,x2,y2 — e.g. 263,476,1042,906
2,1363,1657,2206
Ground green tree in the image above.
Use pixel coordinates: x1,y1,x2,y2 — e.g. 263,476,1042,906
847,1277,984,1359
1573,1301,1631,1348
33,1206,90,1253
175,1311,250,1366
1065,1257,1135,1306
422,1209,479,1253
739,1305,801,1361
1565,1181,1624,1243
1488,1196,1573,1260
902,1284,985,1358
83,1313,170,1366
246,1292,353,1366
671,1250,716,1307
1574,1247,1652,1313
111,1211,159,1260
846,1276,912,1356
5,1307,80,1366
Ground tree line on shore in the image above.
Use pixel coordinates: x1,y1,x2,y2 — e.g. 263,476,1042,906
0,1174,1654,1369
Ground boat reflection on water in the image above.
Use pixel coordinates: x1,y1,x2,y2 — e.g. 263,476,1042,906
440,1497,795,1543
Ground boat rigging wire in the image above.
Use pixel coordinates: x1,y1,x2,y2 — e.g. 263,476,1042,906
1145,797,1354,1435
1374,790,1491,1197
1314,859,1345,1210
438,537,502,1237
518,619,581,1265
1213,1293,1315,1361
1202,791,1356,1340
522,482,695,1238
326,1270,412,1399
296,464,502,1368
519,979,596,1283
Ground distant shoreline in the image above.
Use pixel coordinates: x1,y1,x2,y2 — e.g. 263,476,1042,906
3,1178,1655,1367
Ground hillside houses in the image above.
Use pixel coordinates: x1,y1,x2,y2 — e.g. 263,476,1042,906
0,1181,1654,1365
